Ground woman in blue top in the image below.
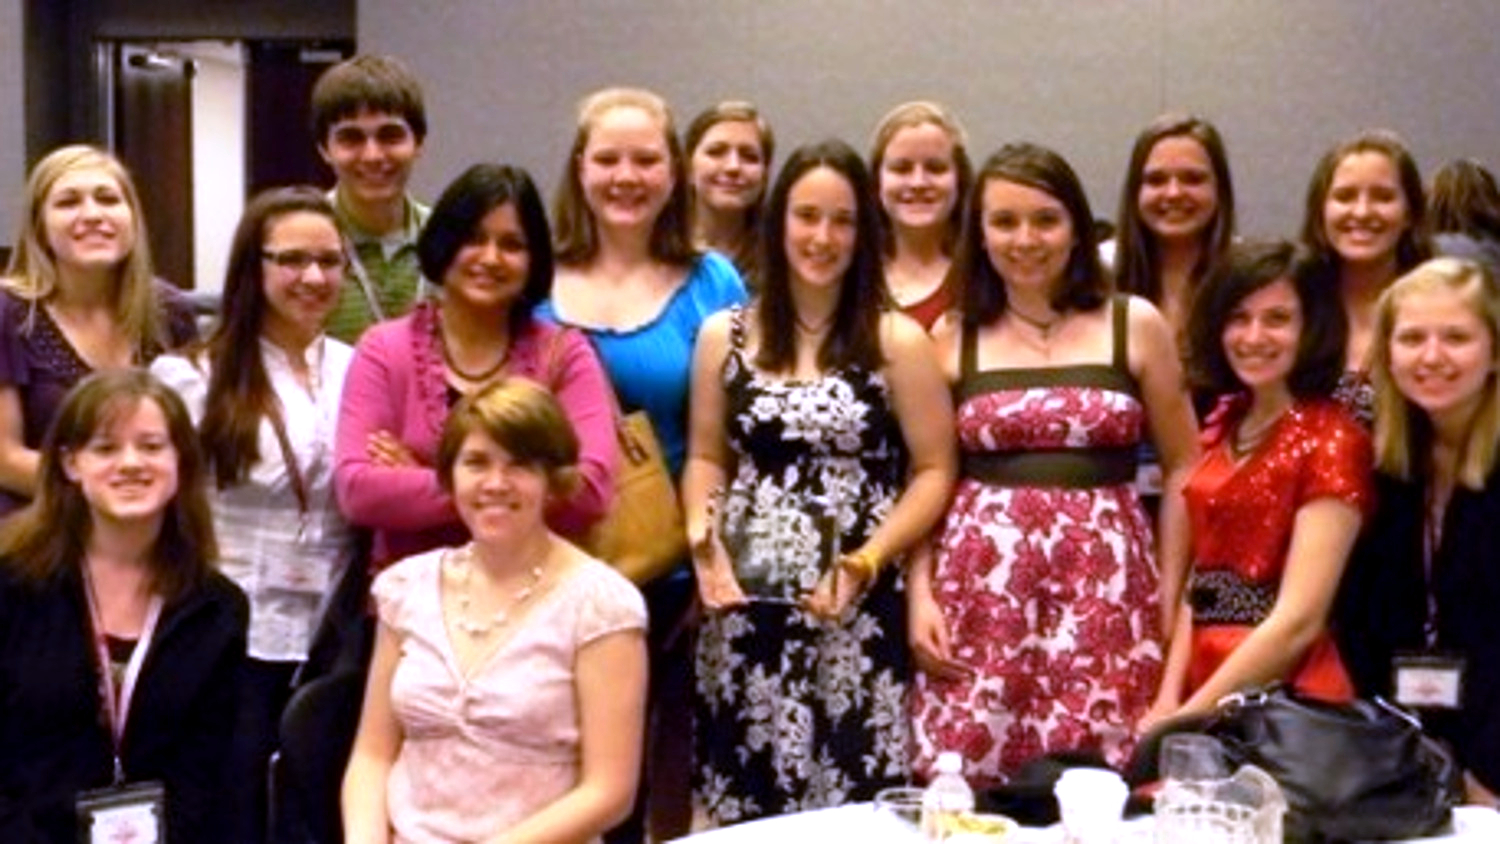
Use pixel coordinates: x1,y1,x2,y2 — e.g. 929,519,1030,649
540,85,746,844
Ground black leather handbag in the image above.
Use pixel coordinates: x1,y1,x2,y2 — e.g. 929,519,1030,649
1202,686,1459,843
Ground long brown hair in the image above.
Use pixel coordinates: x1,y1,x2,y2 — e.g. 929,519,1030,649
953,143,1110,327
1300,129,1431,275
199,186,340,489
755,140,889,374
0,370,217,600
1113,114,1236,303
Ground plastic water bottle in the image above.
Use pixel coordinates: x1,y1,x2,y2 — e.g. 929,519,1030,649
921,751,974,841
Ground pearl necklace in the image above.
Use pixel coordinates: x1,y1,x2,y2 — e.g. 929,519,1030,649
448,543,546,638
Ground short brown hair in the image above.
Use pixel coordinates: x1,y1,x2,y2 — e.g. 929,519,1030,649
436,378,581,498
310,54,427,146
0,370,217,600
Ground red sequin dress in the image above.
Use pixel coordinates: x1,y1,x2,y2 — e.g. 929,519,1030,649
1182,397,1373,701
910,299,1163,787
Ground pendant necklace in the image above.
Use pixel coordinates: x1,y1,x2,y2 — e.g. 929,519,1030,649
794,311,835,335
1010,306,1061,340
449,543,547,638
438,322,510,383
1230,409,1285,461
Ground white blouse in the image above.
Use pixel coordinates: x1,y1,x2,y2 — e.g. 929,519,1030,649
152,336,354,661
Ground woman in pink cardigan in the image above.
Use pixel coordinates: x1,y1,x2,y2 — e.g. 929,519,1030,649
335,164,617,569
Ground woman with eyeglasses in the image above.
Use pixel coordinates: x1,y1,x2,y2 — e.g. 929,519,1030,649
152,186,357,843
0,145,198,517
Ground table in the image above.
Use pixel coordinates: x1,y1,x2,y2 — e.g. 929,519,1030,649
673,803,1500,843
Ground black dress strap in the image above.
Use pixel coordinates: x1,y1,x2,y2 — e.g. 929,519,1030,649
1111,294,1130,371
960,319,979,383
728,306,748,352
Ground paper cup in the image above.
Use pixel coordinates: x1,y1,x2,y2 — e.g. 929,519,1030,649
1054,768,1128,843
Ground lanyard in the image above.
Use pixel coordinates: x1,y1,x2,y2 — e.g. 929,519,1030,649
266,336,325,536
82,570,164,786
343,235,429,324
1422,487,1446,650
343,237,388,323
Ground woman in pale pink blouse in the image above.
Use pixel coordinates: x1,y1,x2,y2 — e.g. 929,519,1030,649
342,377,647,844
333,164,617,570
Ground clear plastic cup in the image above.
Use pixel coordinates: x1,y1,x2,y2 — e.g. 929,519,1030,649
1159,734,1228,784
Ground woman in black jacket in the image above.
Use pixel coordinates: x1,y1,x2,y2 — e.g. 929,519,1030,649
0,369,247,842
1339,257,1500,806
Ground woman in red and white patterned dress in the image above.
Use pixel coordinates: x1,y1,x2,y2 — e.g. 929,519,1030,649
908,144,1199,786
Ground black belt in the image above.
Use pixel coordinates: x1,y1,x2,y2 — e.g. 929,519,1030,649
1189,568,1277,625
961,446,1137,488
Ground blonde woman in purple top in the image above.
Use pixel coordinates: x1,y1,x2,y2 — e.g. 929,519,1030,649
0,146,197,515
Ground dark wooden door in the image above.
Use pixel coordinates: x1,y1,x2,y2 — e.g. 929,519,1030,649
114,44,195,289
247,41,354,195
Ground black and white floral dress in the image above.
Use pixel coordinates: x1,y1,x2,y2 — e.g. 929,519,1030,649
695,309,911,824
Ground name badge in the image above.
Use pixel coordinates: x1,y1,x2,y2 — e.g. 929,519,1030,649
77,780,165,843
1393,653,1465,710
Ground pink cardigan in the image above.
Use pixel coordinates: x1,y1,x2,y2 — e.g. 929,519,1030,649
334,302,617,567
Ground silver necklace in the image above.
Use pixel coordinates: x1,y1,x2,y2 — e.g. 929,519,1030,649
449,543,546,638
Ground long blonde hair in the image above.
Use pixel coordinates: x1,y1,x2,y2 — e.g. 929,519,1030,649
2,145,166,358
551,87,694,267
1371,257,1500,488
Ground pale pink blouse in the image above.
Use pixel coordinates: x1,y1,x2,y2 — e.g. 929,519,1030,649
373,548,647,843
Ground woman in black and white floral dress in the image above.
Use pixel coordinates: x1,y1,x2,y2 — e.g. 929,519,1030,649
682,140,955,824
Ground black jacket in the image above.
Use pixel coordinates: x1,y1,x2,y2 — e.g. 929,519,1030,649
1337,466,1500,792
0,564,248,843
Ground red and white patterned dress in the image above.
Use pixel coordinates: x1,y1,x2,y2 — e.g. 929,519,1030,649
910,299,1163,787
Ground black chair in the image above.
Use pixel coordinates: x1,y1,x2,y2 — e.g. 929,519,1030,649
271,668,367,844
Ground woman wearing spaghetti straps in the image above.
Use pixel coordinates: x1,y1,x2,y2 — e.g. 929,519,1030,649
907,143,1198,786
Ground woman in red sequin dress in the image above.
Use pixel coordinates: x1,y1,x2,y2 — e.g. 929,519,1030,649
908,144,1199,786
1145,241,1374,728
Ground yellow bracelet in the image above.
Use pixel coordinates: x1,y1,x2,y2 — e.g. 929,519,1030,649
839,548,882,580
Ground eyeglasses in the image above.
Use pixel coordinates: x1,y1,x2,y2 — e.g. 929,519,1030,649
262,250,347,273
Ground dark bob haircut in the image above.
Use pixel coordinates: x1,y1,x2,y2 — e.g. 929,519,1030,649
417,163,554,336
1186,239,1346,399
952,142,1109,327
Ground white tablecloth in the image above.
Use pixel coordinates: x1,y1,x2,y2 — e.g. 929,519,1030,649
673,803,1500,843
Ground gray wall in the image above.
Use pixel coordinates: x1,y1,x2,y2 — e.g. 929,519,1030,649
0,0,22,245
362,0,1500,240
